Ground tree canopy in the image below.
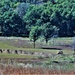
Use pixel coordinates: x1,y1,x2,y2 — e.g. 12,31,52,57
0,0,75,38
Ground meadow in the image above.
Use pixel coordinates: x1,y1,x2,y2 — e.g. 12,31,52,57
0,37,75,74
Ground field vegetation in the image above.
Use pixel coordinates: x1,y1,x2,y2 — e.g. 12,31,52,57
0,37,75,74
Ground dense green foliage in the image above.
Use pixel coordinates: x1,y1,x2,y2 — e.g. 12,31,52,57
29,26,42,47
0,0,75,39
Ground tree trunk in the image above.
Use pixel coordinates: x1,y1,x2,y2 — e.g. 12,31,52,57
46,39,48,44
52,37,55,45
67,21,70,36
34,40,35,48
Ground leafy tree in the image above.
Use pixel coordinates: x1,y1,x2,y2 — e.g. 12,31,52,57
42,23,57,43
29,26,41,48
24,1,59,42
1,0,75,37
0,0,27,36
23,4,43,31
0,9,27,36
16,2,30,18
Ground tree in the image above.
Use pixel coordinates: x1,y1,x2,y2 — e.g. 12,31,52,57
0,9,27,36
23,4,43,32
42,23,57,43
16,2,30,18
0,0,28,37
1,0,75,37
29,26,41,48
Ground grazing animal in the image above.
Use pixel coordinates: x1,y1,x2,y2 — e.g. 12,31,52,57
15,50,18,54
58,51,63,55
0,49,3,53
7,49,10,53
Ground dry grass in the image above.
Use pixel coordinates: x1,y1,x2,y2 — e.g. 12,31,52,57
0,66,75,75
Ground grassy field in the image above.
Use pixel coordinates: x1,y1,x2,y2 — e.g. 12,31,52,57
0,37,74,58
0,53,38,58
0,37,75,74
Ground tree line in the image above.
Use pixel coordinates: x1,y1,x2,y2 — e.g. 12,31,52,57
0,0,75,43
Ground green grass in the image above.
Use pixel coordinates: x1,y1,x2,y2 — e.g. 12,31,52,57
0,53,38,58
0,41,58,52
0,37,75,70
0,37,74,58
0,42,17,49
41,54,75,71
0,40,73,54
48,37,72,45
63,49,74,54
